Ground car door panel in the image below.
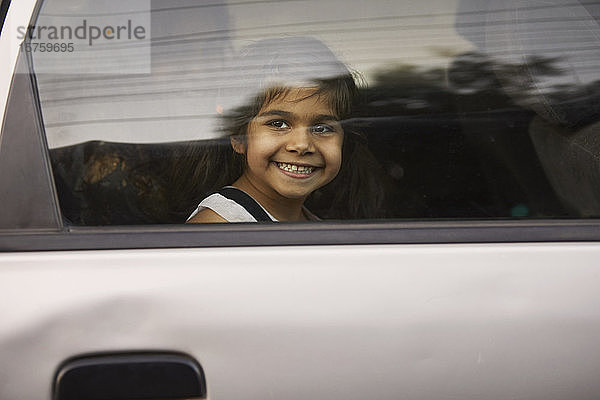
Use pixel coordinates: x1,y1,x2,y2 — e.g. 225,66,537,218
1,243,600,399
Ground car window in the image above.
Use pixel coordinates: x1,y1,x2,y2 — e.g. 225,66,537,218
2,0,600,228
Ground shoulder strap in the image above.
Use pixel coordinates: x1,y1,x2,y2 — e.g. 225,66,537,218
218,187,273,222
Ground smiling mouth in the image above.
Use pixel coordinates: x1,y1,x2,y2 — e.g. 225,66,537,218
275,162,317,175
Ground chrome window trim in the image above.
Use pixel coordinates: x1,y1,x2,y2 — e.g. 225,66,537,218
1,219,599,251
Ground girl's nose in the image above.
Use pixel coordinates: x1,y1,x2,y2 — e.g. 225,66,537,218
285,128,314,155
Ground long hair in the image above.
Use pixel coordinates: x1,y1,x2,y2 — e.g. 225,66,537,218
170,37,388,220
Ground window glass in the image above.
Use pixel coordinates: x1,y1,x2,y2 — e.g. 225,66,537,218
26,0,600,224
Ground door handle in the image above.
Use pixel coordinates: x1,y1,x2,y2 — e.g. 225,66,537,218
53,352,206,400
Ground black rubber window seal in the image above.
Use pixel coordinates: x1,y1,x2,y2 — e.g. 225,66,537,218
0,0,11,36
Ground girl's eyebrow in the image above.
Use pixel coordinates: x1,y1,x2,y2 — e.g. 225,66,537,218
258,110,339,121
257,110,294,119
314,114,340,122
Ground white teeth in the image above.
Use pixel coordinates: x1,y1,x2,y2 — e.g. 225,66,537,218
276,162,315,174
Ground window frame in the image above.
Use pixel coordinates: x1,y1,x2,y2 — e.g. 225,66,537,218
1,220,600,251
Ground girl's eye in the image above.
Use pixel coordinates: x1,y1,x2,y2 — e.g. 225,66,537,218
311,124,334,134
267,120,290,129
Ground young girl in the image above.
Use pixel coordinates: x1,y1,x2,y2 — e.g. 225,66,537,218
184,37,386,222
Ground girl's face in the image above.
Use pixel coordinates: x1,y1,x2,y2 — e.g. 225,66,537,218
233,88,344,202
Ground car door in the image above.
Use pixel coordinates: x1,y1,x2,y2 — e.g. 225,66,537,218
1,1,600,400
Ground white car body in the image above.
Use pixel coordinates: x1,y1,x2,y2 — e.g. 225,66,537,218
2,244,600,399
1,1,600,399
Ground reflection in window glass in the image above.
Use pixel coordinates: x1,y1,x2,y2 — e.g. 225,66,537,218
28,0,600,224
